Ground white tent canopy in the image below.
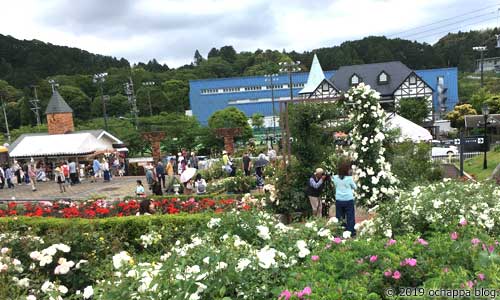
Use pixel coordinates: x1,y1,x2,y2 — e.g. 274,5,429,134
385,114,433,142
9,132,115,158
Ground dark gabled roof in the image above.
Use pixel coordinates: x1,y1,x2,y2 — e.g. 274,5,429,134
45,90,73,114
330,61,412,95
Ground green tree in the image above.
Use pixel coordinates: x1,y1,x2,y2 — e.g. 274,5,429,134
397,97,431,125
58,85,92,120
193,50,204,66
446,103,477,128
208,107,253,141
162,80,189,112
470,88,492,113
251,113,264,130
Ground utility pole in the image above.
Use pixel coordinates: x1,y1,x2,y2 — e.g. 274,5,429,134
0,93,10,143
473,46,487,87
30,85,41,127
279,61,301,163
142,81,155,116
124,78,139,129
93,72,109,131
264,74,278,143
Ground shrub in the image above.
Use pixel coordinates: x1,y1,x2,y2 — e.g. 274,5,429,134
357,180,500,237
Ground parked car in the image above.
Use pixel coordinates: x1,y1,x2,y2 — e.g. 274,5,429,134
431,145,458,157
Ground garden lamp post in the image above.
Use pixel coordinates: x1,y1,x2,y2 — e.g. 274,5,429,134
93,72,109,131
481,103,489,170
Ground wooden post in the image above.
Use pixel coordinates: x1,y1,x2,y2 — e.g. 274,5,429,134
142,131,166,162
215,128,242,154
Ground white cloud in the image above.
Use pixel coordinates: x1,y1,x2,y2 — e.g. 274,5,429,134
0,0,498,67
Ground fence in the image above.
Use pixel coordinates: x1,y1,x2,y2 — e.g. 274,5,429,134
432,152,483,163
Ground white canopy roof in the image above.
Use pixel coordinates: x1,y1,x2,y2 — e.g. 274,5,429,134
9,132,114,158
299,53,326,95
385,114,433,142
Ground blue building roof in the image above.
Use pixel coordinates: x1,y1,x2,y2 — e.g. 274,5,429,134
189,67,458,126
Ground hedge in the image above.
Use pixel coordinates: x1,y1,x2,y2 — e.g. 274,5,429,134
0,213,212,254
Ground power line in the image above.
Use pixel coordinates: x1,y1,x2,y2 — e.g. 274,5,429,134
399,11,498,39
388,3,500,37
403,16,498,41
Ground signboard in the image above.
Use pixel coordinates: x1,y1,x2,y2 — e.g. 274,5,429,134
458,135,489,152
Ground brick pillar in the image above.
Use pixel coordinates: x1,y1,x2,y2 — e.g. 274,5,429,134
47,112,74,134
215,128,242,154
142,132,166,162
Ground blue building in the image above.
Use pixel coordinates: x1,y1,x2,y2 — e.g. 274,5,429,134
189,56,458,127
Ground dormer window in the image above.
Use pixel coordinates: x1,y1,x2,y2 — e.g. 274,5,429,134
378,71,389,84
409,75,417,85
350,74,361,86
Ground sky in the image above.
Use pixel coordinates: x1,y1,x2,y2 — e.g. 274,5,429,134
1,0,499,67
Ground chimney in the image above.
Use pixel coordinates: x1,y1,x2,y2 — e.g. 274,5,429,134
45,90,74,135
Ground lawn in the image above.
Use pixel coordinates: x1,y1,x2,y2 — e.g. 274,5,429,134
462,149,500,181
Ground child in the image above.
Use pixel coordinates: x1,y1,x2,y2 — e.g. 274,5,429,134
332,161,357,236
54,167,66,193
255,166,264,192
194,174,207,195
136,180,146,197
184,179,193,195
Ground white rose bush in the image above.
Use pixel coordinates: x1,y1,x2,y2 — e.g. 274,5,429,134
343,83,398,207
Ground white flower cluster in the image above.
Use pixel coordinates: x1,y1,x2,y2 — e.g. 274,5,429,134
29,243,71,267
344,83,398,206
0,247,23,274
139,231,162,248
358,181,500,236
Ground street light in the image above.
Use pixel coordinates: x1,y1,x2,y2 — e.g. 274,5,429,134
481,103,489,170
142,81,155,116
93,72,109,131
264,74,278,143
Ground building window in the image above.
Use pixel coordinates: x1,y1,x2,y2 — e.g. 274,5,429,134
244,86,263,91
350,74,360,85
201,88,218,94
378,71,389,84
409,75,417,85
322,83,329,91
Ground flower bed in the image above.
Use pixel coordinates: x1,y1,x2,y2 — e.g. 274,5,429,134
0,197,252,218
357,180,500,237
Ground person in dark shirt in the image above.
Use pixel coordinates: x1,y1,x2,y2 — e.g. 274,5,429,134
156,161,165,189
242,152,252,176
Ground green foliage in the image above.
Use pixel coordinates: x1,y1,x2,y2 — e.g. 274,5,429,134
272,160,311,214
397,97,431,125
208,107,253,142
445,103,477,128
386,141,442,188
288,102,347,167
251,113,264,129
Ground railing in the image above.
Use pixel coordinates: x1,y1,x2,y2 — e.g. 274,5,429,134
432,152,483,163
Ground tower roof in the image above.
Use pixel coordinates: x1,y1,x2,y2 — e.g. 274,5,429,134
299,53,326,95
45,90,73,114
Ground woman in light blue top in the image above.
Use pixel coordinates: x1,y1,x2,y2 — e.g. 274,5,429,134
333,161,357,236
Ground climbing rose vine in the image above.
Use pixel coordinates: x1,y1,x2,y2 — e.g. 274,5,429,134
344,83,398,207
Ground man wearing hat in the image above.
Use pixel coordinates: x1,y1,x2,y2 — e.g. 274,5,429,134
307,168,327,218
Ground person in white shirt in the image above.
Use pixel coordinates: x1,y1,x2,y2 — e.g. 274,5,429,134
194,174,207,194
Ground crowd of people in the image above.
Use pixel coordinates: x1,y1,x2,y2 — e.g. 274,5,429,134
141,150,206,197
0,154,125,193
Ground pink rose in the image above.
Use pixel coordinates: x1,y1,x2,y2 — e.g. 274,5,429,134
450,232,458,240
311,255,319,262
478,273,485,281
384,270,392,277
386,239,396,246
369,255,378,263
459,219,467,226
279,290,291,300
333,237,342,244
392,270,401,280
471,238,481,245
416,238,428,246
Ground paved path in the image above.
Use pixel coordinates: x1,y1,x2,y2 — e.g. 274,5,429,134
0,176,145,201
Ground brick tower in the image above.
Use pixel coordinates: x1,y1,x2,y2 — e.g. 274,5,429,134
45,90,74,135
